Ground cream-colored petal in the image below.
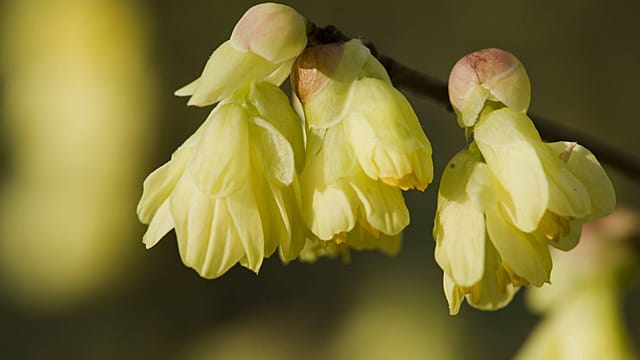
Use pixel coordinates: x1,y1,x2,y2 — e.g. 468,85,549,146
351,173,410,236
537,143,590,218
456,84,491,128
303,79,356,128
361,54,392,83
486,208,551,286
174,78,199,97
188,41,278,106
250,117,295,186
225,183,265,273
263,58,295,86
465,161,499,212
434,150,486,286
466,241,519,311
443,273,464,315
170,177,244,279
142,199,174,249
249,81,304,172
186,103,250,197
301,179,358,241
547,142,616,220
474,108,548,232
274,178,306,261
300,125,360,240
344,77,433,189
434,197,485,287
137,139,196,223
305,125,359,185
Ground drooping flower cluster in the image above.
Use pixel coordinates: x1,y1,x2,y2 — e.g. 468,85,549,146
292,39,433,256
434,48,616,314
137,3,433,277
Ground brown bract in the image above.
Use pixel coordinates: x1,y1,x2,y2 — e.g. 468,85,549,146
291,43,344,103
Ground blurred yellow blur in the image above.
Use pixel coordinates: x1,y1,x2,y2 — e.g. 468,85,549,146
0,0,154,311
517,208,640,360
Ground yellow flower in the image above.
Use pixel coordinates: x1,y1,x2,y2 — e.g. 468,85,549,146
175,3,307,106
434,147,535,314
292,39,433,190
137,81,305,278
288,39,431,252
299,124,409,248
474,108,615,240
434,108,615,314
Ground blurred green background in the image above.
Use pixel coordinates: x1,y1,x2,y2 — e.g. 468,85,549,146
0,0,639,359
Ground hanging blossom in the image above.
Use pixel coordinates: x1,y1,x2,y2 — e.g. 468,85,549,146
138,3,434,277
175,2,308,106
291,39,433,258
137,81,306,278
434,48,616,314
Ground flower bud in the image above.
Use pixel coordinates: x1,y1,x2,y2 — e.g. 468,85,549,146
175,3,308,106
448,48,531,127
230,2,308,64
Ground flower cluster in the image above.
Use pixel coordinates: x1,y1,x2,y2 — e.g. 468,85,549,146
434,48,616,314
137,3,432,277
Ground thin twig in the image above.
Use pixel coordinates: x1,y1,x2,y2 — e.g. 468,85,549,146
307,22,640,181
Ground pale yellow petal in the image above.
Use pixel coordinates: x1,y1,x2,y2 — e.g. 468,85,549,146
474,108,548,232
361,54,391,83
250,117,295,186
137,138,196,223
174,78,199,97
186,104,250,197
547,142,616,220
465,161,499,212
188,41,278,106
275,178,306,261
485,208,551,286
350,173,410,236
169,178,244,279
263,58,295,86
457,84,491,128
225,184,265,273
434,150,486,287
249,81,305,172
537,143,590,218
443,273,464,315
142,200,174,249
301,179,358,241
434,198,485,287
300,122,360,241
304,125,358,185
466,241,520,311
344,77,433,189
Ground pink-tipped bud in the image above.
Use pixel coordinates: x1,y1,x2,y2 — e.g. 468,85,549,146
448,48,531,128
230,2,307,64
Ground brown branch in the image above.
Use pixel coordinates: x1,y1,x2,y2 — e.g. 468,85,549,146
307,22,640,181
